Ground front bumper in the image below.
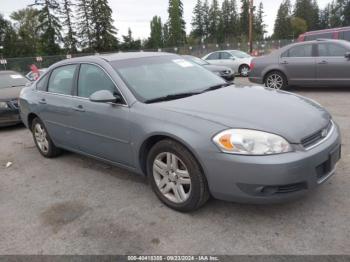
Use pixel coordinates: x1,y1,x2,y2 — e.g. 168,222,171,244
222,74,235,82
201,123,342,204
0,109,21,127
248,76,263,84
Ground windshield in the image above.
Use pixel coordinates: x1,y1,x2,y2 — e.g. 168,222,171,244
229,50,251,58
111,55,226,102
0,73,28,89
184,56,209,66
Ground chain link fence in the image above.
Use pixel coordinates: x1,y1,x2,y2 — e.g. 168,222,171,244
0,39,295,74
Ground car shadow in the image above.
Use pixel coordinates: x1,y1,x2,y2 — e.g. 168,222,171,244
0,123,25,133
289,86,350,92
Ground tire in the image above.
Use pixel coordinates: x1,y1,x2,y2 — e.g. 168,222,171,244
239,64,250,77
147,139,210,212
264,71,288,90
31,117,62,158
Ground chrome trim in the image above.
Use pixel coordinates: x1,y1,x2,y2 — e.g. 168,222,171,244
304,121,335,151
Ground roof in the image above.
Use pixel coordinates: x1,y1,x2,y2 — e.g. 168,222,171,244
303,26,350,35
98,52,173,62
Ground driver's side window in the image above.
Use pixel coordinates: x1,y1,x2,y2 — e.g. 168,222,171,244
78,64,118,98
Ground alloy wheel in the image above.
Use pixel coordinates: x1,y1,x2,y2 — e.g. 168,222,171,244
266,74,284,89
240,66,250,77
34,123,49,154
153,152,192,204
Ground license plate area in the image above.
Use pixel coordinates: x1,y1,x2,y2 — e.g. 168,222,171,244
316,145,341,182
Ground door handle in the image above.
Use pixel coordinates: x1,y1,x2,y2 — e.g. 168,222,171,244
74,105,85,112
281,61,288,65
39,98,46,104
318,60,328,64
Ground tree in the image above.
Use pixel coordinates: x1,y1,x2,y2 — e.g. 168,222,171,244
294,0,319,30
149,16,164,48
32,0,62,55
208,0,222,42
191,0,204,41
60,0,78,53
163,23,170,46
0,14,20,57
240,0,250,36
254,2,266,40
10,8,41,56
120,28,141,51
344,0,350,25
90,0,118,52
273,0,293,39
167,0,186,46
291,17,308,38
202,0,211,41
320,4,331,29
76,0,93,51
221,0,239,41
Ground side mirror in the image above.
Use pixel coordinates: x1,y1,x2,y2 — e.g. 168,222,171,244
345,52,350,59
89,90,119,103
231,57,236,61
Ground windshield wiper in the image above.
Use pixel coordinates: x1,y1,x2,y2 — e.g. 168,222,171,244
144,92,201,104
200,83,231,93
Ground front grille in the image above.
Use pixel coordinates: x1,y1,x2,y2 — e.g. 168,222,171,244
8,99,19,109
301,121,333,149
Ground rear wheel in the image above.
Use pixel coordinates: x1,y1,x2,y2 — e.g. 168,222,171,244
31,118,62,158
147,139,210,212
264,71,287,90
239,64,250,77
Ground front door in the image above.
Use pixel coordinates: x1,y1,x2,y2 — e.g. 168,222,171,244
279,43,316,86
71,63,133,167
316,42,350,86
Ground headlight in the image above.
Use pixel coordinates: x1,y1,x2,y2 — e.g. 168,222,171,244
0,102,9,109
213,129,292,155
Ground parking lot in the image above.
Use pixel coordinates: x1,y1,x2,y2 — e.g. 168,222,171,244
0,77,349,255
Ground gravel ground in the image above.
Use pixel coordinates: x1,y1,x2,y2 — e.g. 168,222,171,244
0,78,349,255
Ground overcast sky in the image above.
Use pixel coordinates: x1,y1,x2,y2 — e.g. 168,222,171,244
1,0,331,40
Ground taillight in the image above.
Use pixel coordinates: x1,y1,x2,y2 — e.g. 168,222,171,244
250,62,255,71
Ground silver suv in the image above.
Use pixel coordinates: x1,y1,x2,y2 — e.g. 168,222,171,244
249,39,350,89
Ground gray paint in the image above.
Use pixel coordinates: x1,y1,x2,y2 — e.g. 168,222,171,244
19,52,342,203
249,39,350,87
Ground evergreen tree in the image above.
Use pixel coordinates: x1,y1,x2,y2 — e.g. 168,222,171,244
329,0,343,27
240,0,250,35
90,0,118,52
254,2,266,40
202,0,211,41
76,0,93,51
344,0,350,25
120,28,141,51
294,0,320,30
191,0,204,40
0,14,20,57
208,0,222,42
320,4,331,29
167,0,186,46
149,16,164,48
60,0,77,53
273,0,293,39
163,23,170,46
32,0,62,55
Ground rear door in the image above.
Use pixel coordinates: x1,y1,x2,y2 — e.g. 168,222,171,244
279,43,316,86
316,42,350,86
204,52,221,66
218,51,237,71
70,63,133,167
37,64,80,150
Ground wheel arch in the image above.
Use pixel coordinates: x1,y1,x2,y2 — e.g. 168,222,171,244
27,113,39,130
138,133,206,178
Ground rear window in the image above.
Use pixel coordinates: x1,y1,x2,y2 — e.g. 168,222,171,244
341,31,350,41
0,73,28,89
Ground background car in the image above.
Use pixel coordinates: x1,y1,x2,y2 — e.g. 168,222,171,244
249,39,350,89
0,70,29,127
298,26,350,42
26,68,47,81
202,50,252,77
183,55,235,82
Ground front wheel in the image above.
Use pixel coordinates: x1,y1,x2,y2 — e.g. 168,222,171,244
264,71,287,90
147,140,210,212
239,64,250,77
31,118,62,158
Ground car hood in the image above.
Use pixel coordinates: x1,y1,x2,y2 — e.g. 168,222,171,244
0,86,25,101
156,86,331,143
204,64,233,73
